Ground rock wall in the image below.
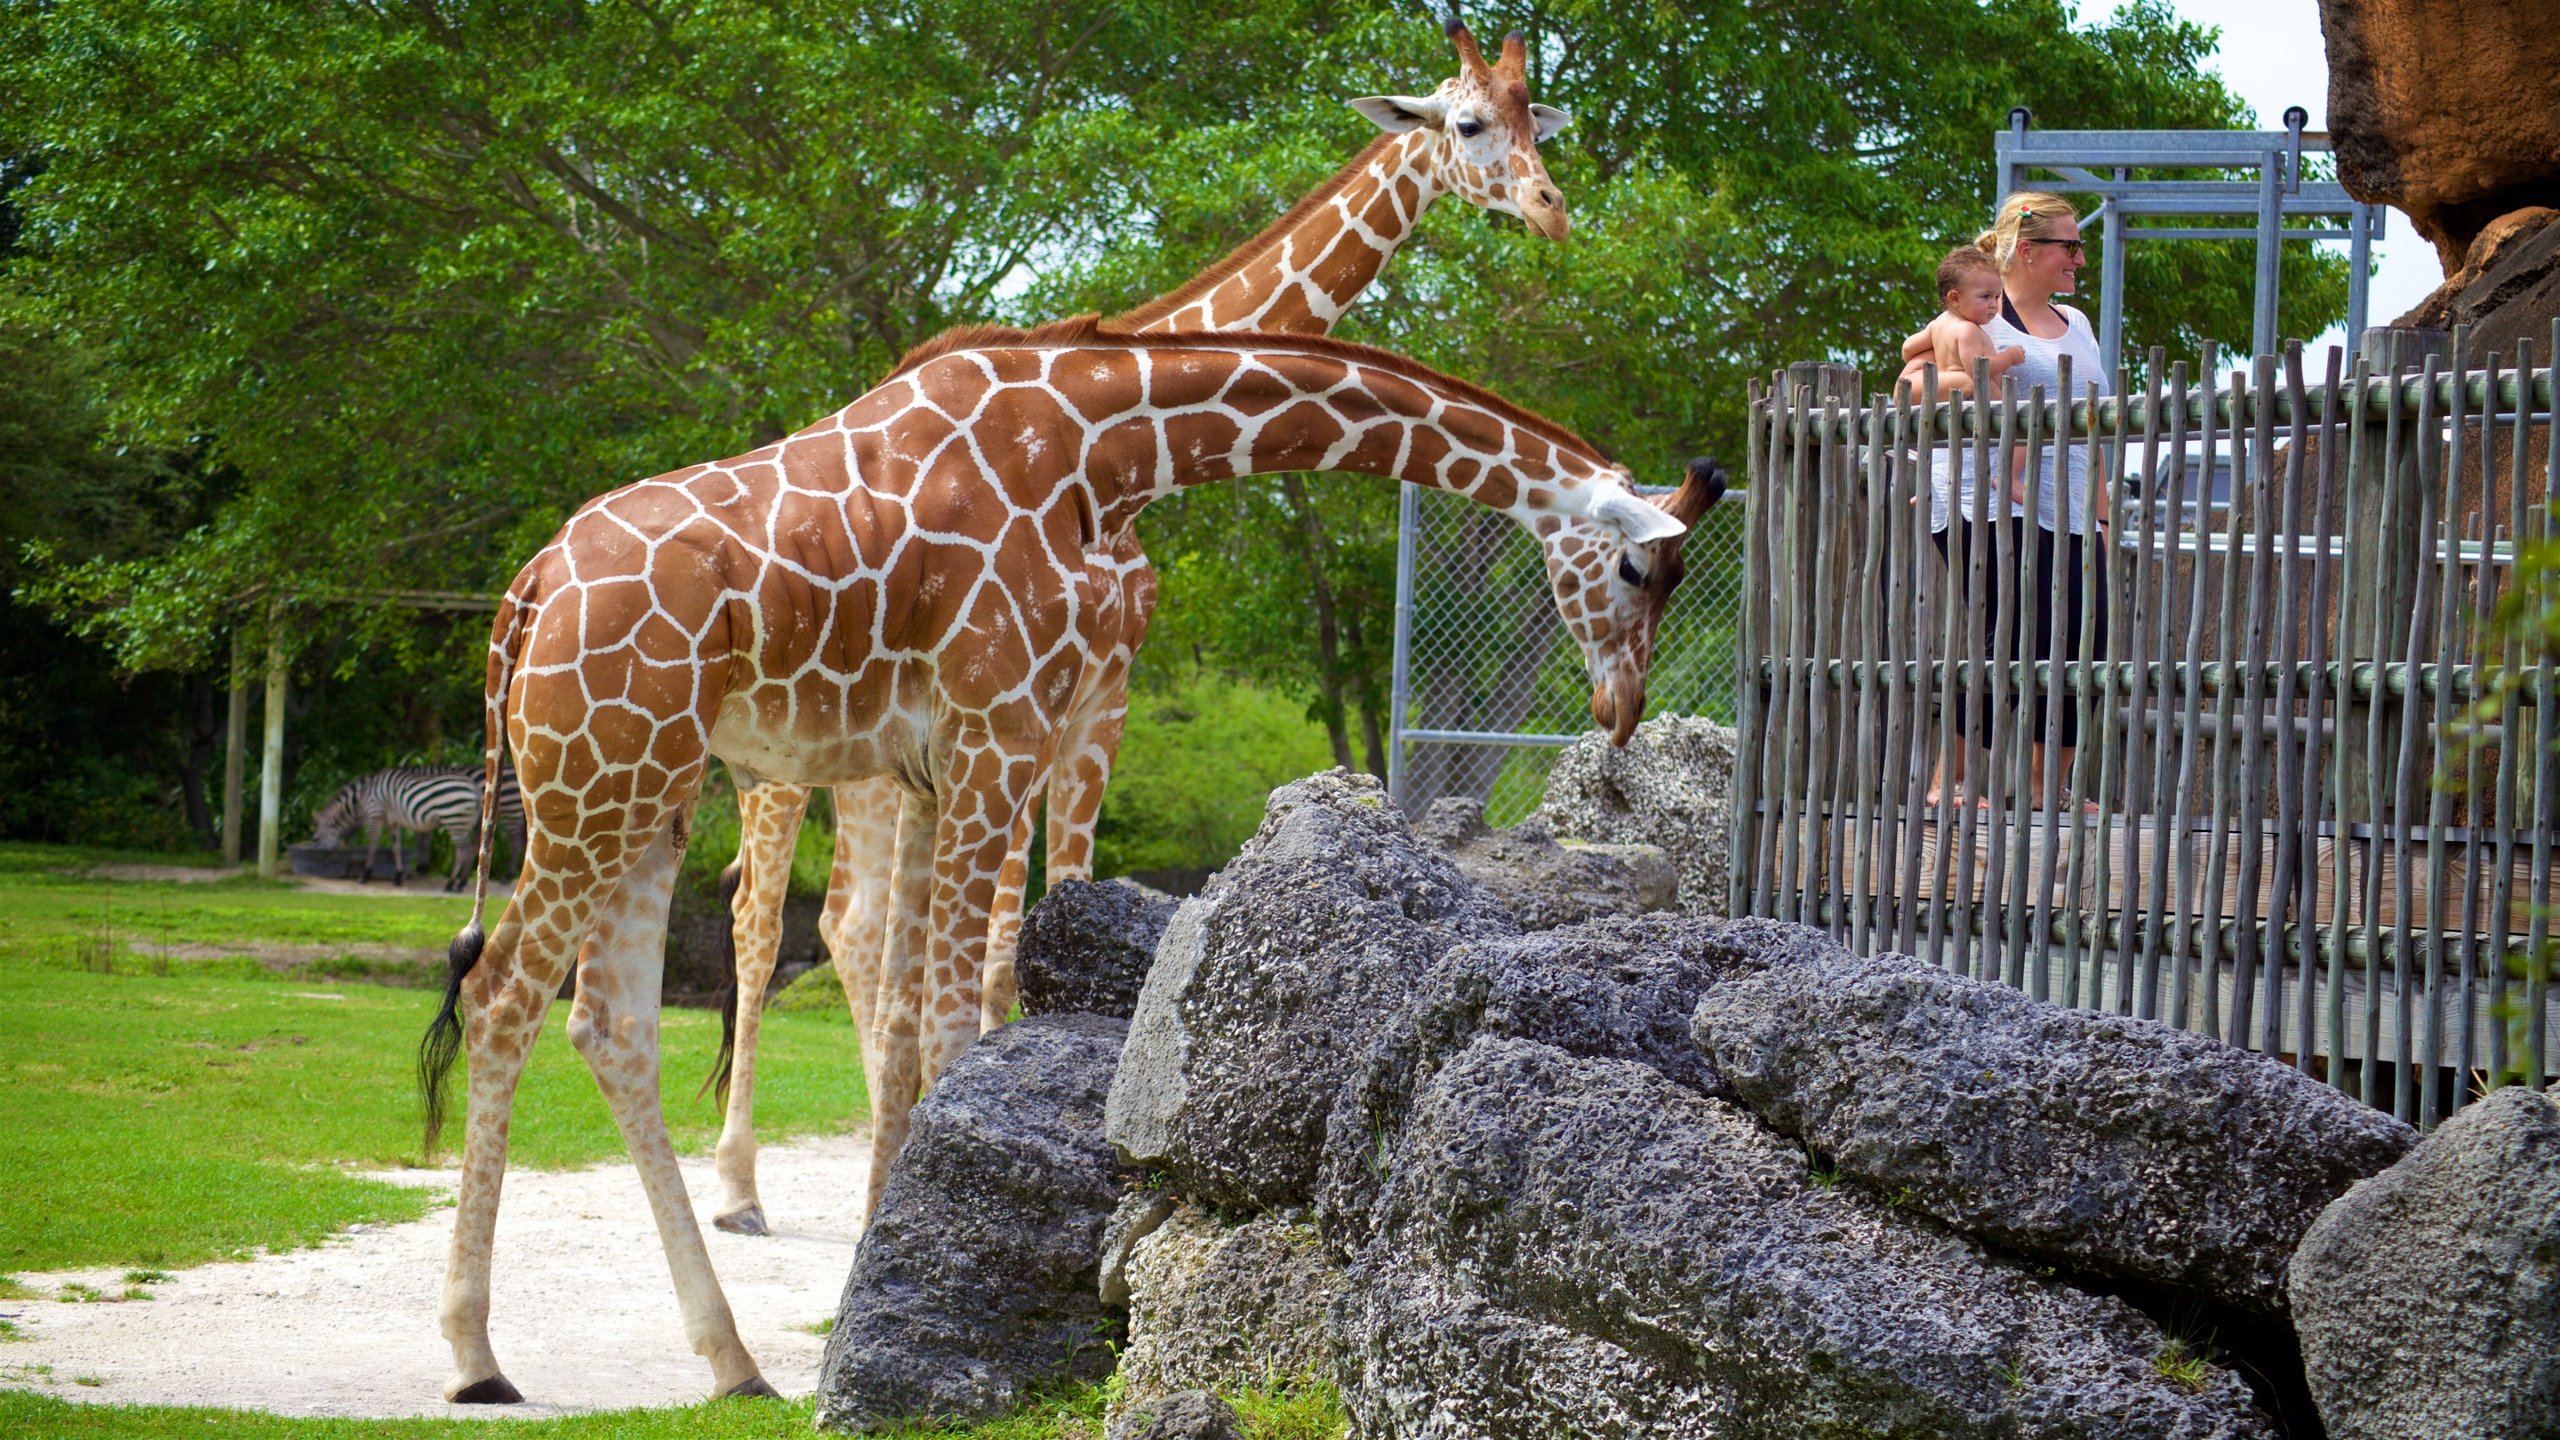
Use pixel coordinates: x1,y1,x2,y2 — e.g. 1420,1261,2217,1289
2324,0,2560,272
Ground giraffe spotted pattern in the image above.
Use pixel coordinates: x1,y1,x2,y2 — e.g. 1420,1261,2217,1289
705,21,1582,1241
422,318,1718,1404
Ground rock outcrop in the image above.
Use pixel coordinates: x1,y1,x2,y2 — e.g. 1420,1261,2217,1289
1105,1390,1247,1440
1106,770,1515,1210
2290,1084,2560,1438
1109,1203,1346,1431
1331,1036,2276,1439
1016,877,1176,1020
815,1014,1134,1432
1412,797,1677,931
1316,913,1791,1253
1533,714,1736,915
1694,947,2415,1313
2323,0,2560,270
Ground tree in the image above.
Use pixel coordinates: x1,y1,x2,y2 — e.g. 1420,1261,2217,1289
0,0,2349,840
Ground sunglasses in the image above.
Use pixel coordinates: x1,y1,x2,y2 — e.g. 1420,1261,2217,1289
2024,238,2086,259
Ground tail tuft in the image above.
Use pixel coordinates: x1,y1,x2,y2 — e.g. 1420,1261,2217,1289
699,861,745,1109
418,921,485,1157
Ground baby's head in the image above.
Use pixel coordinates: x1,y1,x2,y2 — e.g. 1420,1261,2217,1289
1936,248,2002,327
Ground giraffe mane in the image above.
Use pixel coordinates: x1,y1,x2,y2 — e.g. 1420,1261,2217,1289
887,314,1613,469
1105,133,1405,333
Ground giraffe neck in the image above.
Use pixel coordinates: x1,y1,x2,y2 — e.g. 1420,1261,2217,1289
1114,130,1443,337
940,330,1612,529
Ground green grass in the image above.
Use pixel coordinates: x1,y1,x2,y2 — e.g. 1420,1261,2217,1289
0,853,871,1274
0,1380,1347,1438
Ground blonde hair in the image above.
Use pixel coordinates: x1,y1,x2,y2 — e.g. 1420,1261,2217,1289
1976,191,2074,273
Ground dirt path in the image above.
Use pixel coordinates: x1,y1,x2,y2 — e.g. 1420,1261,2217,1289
3,1133,868,1418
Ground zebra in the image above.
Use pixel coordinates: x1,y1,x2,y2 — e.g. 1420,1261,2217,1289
311,766,525,891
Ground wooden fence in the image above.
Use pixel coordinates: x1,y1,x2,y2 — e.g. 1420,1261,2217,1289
1729,325,2559,1128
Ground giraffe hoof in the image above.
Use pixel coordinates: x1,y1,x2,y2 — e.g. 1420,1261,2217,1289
722,1374,782,1400
447,1374,524,1405
712,1204,769,1237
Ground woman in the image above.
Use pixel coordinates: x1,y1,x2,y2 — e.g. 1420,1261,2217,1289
1925,190,2110,807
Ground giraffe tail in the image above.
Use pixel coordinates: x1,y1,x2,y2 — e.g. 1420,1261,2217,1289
420,588,528,1157
699,857,746,1108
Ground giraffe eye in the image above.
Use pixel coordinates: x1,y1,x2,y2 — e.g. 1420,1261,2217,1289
1617,555,1647,588
1456,118,1483,139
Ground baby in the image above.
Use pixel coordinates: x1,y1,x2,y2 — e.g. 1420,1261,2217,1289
1897,247,2025,397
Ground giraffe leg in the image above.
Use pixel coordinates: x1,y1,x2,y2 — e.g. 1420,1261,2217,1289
436,848,602,1402
709,781,810,1237
819,781,902,1224
976,810,1036,1032
858,786,936,1226
919,749,1041,1087
564,816,770,1398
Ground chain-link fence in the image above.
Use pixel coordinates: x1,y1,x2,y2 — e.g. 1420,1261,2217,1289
1388,483,1749,824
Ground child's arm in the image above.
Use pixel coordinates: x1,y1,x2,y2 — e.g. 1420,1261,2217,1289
1901,326,1934,362
1946,320,2025,380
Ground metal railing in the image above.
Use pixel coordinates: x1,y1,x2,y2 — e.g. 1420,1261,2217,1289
1731,327,2560,1127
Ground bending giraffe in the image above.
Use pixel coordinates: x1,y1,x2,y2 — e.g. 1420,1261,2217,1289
701,21,1578,1237
420,317,1719,1403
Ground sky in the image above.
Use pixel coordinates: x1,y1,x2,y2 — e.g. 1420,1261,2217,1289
2070,0,2443,354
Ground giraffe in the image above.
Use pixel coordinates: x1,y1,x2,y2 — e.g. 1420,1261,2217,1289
420,317,1720,1403
700,21,1578,1238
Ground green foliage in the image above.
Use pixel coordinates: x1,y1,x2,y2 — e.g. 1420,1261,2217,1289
0,858,870,1272
1090,671,1339,877
0,0,2337,857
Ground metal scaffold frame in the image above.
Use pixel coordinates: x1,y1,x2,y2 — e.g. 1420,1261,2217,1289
1997,106,2387,369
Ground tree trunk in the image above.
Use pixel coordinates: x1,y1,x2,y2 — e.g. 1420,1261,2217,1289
180,671,220,846
1282,475,1358,771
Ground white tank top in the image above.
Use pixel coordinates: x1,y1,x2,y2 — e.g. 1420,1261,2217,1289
1928,302,2109,533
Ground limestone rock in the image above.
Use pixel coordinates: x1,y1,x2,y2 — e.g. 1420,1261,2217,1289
1017,877,1176,1020
1097,1189,1179,1309
1413,796,1678,931
2290,1085,2560,1439
1316,913,1790,1254
2323,0,2560,269
1106,770,1515,1209
1533,714,1736,915
1105,1390,1246,1440
1693,947,2415,1314
814,1014,1134,1432
1331,1035,2275,1439
1109,1203,1346,1432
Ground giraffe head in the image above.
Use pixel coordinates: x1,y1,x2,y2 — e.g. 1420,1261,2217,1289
1350,22,1571,241
1541,456,1728,746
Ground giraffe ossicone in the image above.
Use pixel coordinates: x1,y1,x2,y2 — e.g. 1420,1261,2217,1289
419,315,1719,1405
699,18,1591,1241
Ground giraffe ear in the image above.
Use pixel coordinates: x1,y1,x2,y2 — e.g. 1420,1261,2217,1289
1351,95,1447,133
1529,104,1571,144
1592,482,1688,545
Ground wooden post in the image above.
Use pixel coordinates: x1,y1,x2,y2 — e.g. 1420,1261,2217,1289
2339,328,2449,821
221,629,248,867
257,601,288,880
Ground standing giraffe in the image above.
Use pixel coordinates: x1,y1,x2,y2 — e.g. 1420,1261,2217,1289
421,318,1718,1403
701,21,1577,1238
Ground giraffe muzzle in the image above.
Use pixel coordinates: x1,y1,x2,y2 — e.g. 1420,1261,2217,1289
1522,197,1569,243
1590,671,1643,747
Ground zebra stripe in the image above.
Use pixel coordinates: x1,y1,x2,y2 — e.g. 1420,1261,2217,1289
312,766,524,889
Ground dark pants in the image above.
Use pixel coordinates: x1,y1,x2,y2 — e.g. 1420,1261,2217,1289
1932,518,2108,748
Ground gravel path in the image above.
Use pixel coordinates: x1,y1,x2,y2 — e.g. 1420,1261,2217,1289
4,1132,868,1418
